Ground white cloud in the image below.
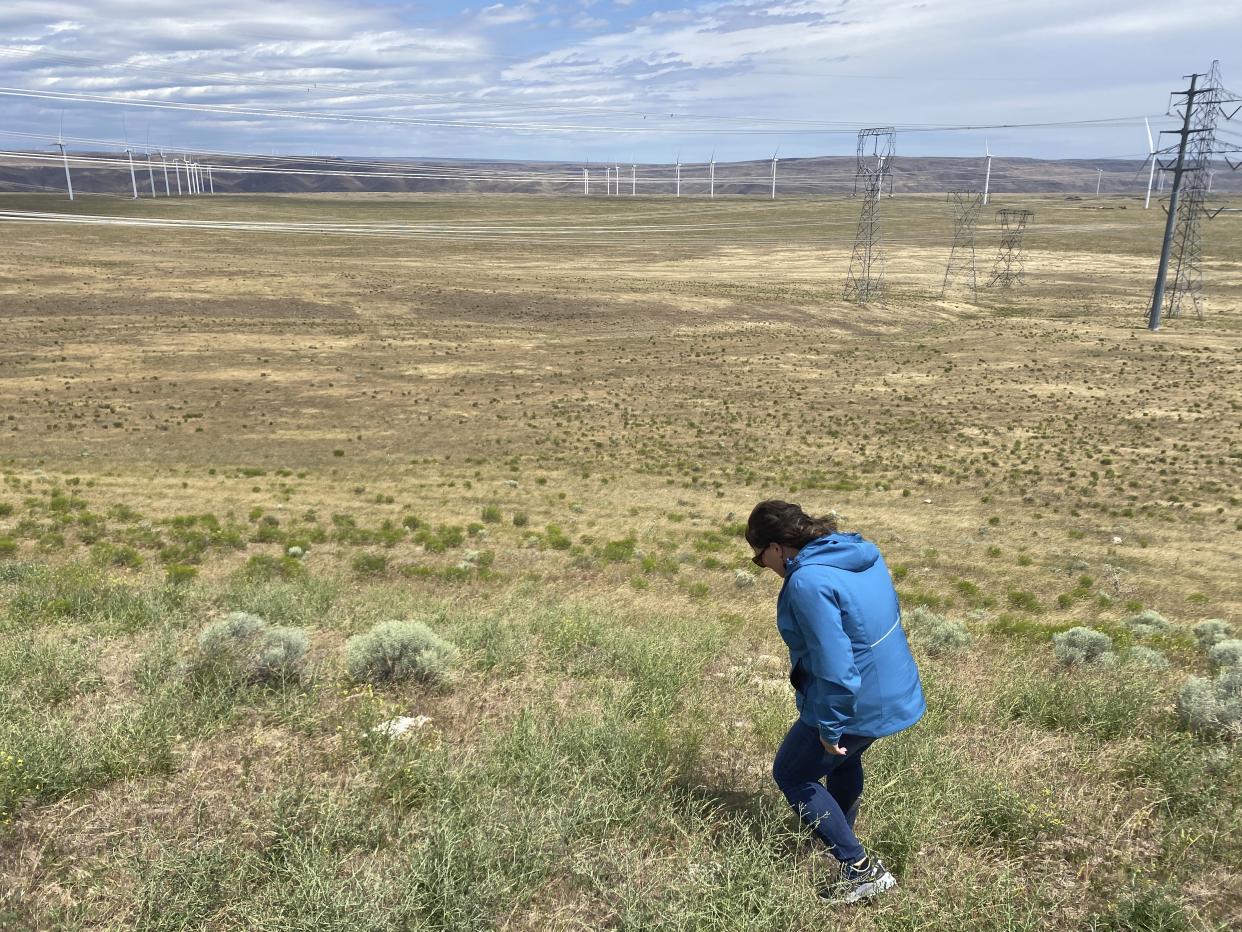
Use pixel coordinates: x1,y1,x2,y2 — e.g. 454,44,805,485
477,3,538,26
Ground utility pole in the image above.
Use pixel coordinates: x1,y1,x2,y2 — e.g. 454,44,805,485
1148,73,1201,331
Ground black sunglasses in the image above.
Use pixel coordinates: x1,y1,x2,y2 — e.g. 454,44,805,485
751,542,771,568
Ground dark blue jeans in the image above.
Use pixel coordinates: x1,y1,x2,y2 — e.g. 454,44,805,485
772,720,876,863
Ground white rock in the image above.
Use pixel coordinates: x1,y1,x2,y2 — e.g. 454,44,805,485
922,499,933,504
1111,536,1123,545
287,546,304,558
373,715,432,738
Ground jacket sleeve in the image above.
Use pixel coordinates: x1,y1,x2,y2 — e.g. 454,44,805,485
786,575,860,744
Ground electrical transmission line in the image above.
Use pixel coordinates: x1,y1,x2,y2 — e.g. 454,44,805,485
987,208,1033,288
940,190,983,300
843,127,895,303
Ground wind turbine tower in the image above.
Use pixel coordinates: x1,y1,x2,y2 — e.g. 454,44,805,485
982,141,992,206
207,165,214,194
160,150,171,196
675,153,681,197
1095,168,1103,198
125,145,139,199
770,147,779,200
56,130,74,202
1144,118,1157,209
709,152,716,199
631,163,636,196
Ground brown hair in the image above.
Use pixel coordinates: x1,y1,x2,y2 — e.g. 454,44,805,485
745,500,839,551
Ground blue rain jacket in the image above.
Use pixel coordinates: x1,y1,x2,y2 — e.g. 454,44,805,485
776,533,925,744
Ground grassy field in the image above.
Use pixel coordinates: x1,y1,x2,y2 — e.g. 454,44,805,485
0,191,1240,931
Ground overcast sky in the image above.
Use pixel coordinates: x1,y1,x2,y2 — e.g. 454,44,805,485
0,0,1239,163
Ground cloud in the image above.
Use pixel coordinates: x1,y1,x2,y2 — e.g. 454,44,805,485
476,3,538,26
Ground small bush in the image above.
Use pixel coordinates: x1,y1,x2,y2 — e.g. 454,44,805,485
1208,638,1242,669
1177,667,1242,737
1125,646,1169,670
1192,619,1231,649
1124,610,1170,638
481,506,502,524
1053,626,1114,666
165,564,198,585
908,607,971,656
193,612,308,685
0,537,17,559
241,554,304,582
733,570,755,588
344,620,457,686
351,552,388,577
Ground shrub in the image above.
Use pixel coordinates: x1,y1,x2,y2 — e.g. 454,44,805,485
600,537,637,563
1208,639,1242,669
0,537,17,559
1192,619,1232,650
1177,667,1242,737
1124,610,1170,638
344,620,457,686
481,506,502,524
1053,626,1115,666
1126,646,1169,670
165,564,198,585
194,612,308,685
351,552,388,577
241,554,304,582
733,570,755,588
909,607,971,656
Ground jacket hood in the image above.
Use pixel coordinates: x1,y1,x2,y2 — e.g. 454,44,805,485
789,532,880,573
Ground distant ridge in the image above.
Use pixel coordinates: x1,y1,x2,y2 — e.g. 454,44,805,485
2,154,1238,198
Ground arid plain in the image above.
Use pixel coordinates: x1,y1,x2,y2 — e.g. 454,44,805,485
0,191,1239,930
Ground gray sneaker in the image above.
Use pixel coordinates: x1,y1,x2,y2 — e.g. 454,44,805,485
818,857,898,905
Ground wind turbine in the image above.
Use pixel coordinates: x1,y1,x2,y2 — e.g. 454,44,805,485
982,140,992,206
174,157,183,196
56,114,74,201
583,166,589,195
675,151,681,198
1095,168,1103,198
709,151,715,199
614,161,619,196
144,130,156,197
123,120,138,199
1144,118,1157,209
160,148,171,196
207,165,214,194
770,146,779,200
631,163,636,196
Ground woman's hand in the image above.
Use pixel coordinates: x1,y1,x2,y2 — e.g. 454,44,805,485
820,736,847,756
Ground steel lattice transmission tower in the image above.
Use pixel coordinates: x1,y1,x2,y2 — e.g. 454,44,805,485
940,190,984,300
1164,61,1227,321
843,127,896,303
1148,62,1242,329
987,208,1034,288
